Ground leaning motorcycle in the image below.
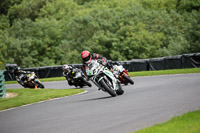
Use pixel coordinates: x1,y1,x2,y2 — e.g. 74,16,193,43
66,69,92,88
17,72,45,89
112,64,134,85
86,60,124,97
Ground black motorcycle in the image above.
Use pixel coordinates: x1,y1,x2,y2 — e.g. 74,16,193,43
64,69,92,88
16,72,45,89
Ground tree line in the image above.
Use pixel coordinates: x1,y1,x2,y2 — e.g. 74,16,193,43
0,0,199,70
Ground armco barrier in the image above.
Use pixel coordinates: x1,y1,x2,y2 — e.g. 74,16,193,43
0,70,6,98
4,53,200,81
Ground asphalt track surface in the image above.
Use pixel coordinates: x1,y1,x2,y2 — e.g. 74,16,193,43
1,73,200,133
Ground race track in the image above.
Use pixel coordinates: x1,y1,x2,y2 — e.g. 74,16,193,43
1,73,200,133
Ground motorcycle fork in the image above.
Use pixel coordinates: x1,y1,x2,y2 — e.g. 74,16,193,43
104,75,117,91
121,70,129,77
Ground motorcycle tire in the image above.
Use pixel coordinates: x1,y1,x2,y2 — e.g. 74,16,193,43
35,80,45,89
79,78,92,87
83,79,92,87
17,81,26,88
122,75,134,85
99,79,117,97
116,82,124,95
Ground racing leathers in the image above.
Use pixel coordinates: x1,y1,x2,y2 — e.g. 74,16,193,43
82,53,109,78
63,65,77,86
15,70,31,87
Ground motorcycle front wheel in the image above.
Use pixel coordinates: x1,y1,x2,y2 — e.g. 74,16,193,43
116,82,124,95
122,75,134,85
35,80,45,88
82,78,92,87
99,79,116,97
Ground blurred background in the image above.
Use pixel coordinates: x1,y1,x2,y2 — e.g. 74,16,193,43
0,0,200,70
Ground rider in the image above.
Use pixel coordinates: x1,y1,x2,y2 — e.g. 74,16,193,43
62,64,76,86
14,67,31,86
81,51,113,77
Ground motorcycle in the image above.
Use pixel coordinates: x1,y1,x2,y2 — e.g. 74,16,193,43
86,60,124,97
112,64,134,85
17,72,45,89
65,69,92,88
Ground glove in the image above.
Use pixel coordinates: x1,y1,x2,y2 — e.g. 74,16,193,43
97,59,102,64
97,59,107,66
102,61,107,66
105,62,113,70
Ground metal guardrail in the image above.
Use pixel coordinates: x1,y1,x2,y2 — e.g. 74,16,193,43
0,70,6,98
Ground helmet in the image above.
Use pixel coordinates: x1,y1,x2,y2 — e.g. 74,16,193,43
62,65,72,72
81,51,91,64
14,67,21,74
62,65,69,72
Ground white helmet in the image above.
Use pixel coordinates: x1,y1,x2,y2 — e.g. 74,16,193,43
62,65,70,72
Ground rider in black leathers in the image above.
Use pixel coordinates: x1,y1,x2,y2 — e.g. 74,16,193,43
14,67,31,87
62,65,81,87
62,64,92,87
62,65,75,86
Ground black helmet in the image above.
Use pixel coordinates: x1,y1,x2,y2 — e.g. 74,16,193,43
14,67,21,74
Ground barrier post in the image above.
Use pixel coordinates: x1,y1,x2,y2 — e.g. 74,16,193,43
0,70,6,98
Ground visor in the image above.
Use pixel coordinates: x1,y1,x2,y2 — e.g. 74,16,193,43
84,56,92,64
83,55,90,62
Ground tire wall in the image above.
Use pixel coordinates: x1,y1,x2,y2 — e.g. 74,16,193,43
4,53,200,81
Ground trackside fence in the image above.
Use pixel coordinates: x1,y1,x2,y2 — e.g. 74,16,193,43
4,53,200,81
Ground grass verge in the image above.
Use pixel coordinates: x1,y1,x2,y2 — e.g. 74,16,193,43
0,88,84,111
133,109,200,133
5,68,200,84
5,77,66,84
129,67,200,77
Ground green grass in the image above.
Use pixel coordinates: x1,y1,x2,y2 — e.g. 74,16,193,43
0,88,84,111
40,77,66,82
5,77,66,84
5,68,200,84
129,67,200,77
133,109,200,133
